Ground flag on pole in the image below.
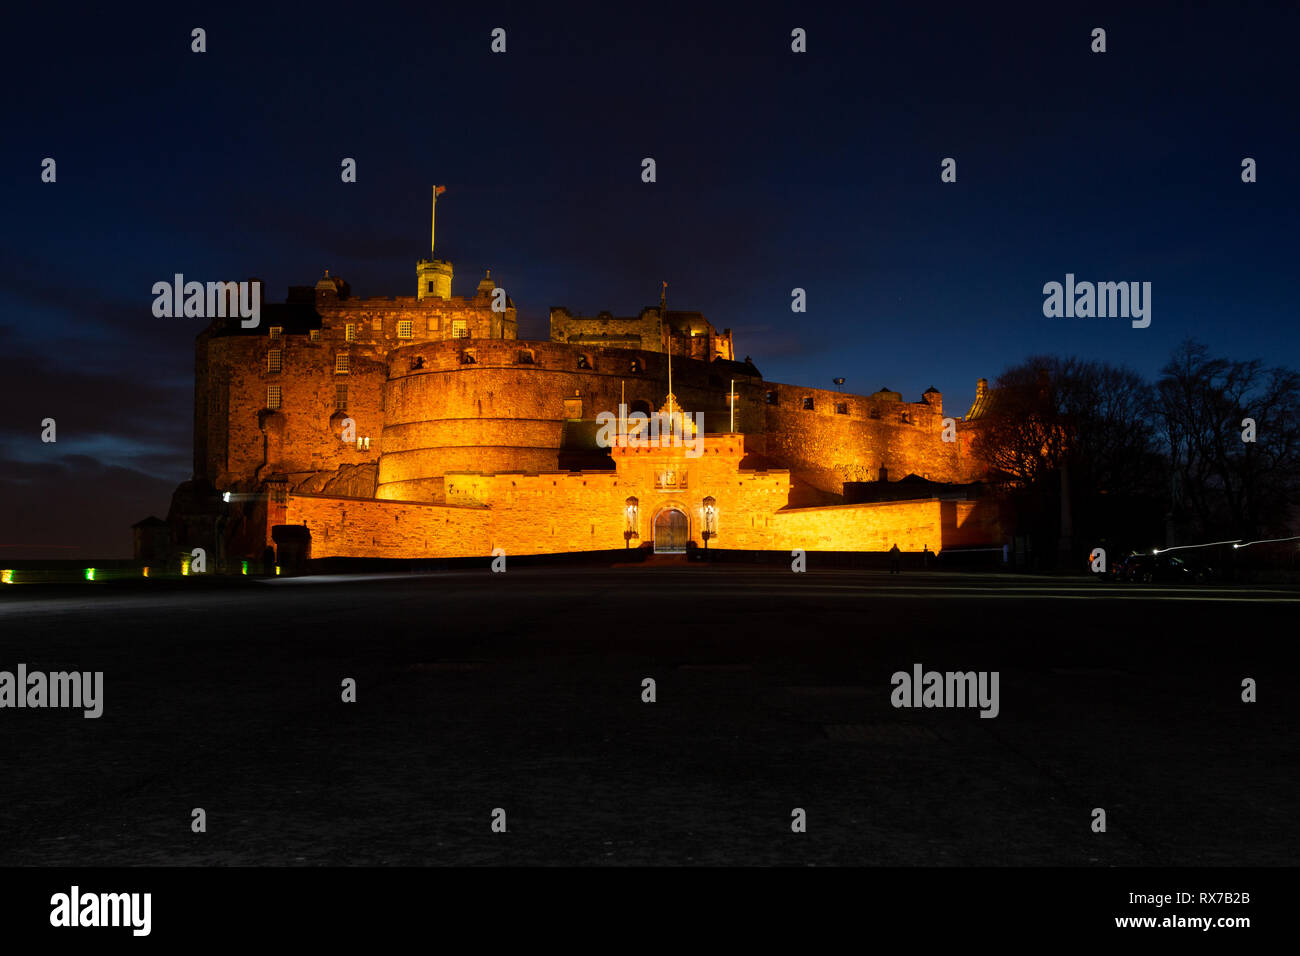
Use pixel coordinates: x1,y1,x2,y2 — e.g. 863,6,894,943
435,185,447,196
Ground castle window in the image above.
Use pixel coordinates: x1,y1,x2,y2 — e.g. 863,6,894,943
411,355,425,371
517,349,534,364
335,353,350,374
309,329,320,342
765,391,778,405
345,323,357,342
461,349,477,365
335,385,348,411
577,354,591,369
427,281,436,293
630,357,643,373
802,396,814,410
427,317,439,332
869,408,881,419
398,320,413,339
835,402,848,415
269,326,282,339
899,411,912,424
356,436,370,451
267,349,282,373
452,319,469,339
266,385,281,410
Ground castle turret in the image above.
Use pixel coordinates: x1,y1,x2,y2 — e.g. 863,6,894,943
417,258,453,300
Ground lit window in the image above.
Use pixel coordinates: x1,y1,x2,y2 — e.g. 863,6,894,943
577,354,591,369
630,357,643,373
335,353,350,374
356,436,370,451
266,385,281,410
398,320,413,339
334,385,348,411
452,319,469,339
269,326,282,339
345,323,357,342
309,329,321,342
267,349,282,373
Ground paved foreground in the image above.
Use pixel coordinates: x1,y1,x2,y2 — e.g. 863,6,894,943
1,568,1296,865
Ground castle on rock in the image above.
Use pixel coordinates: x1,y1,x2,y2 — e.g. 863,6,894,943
163,193,1004,565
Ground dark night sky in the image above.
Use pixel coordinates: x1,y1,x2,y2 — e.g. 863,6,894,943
2,2,1297,558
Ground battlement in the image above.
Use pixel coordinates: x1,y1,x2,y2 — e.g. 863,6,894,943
550,305,735,362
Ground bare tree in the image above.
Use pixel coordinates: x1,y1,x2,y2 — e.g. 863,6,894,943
971,356,1157,494
1157,340,1300,538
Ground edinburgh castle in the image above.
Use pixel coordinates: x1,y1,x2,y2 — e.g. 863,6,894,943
162,194,1005,566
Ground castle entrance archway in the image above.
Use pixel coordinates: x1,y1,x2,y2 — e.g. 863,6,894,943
653,508,688,554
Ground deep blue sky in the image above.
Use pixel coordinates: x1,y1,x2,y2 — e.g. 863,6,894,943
2,1,1297,557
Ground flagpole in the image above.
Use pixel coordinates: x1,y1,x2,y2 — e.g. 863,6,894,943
431,184,447,256
659,281,672,406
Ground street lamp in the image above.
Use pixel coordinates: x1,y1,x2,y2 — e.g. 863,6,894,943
833,377,845,392
624,497,639,548
701,496,717,551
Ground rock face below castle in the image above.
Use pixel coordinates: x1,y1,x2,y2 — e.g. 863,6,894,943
165,263,999,566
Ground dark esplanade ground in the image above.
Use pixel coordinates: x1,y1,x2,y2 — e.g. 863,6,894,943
1,566,1296,866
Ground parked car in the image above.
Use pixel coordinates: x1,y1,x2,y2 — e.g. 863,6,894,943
1115,552,1214,584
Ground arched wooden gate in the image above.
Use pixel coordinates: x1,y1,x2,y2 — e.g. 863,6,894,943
653,509,688,553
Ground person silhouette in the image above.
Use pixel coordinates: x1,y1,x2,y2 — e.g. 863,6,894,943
889,543,901,574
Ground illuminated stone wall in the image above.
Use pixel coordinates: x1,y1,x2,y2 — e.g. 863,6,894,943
198,333,386,489
550,306,735,362
284,486,964,559
769,499,945,553
279,427,1000,560
760,383,983,496
285,493,491,559
376,341,760,500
